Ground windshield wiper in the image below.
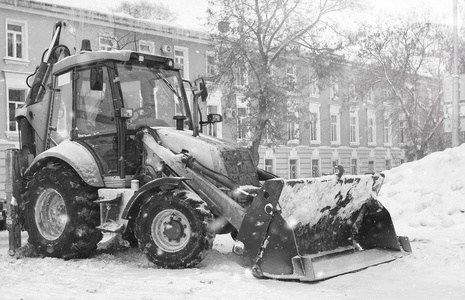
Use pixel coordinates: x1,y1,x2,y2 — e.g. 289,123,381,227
148,66,182,100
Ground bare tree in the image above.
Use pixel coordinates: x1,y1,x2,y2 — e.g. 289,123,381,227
351,20,449,160
113,0,177,22
207,0,358,165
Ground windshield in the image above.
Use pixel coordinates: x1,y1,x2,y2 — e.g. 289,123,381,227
116,62,186,128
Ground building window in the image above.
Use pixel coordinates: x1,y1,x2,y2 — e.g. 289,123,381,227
99,36,116,51
287,101,299,142
399,119,406,143
264,159,274,173
367,110,376,146
309,103,321,144
331,115,338,142
332,159,339,173
310,76,319,96
311,159,320,177
289,159,298,179
366,88,374,104
368,160,375,173
384,117,392,145
310,112,318,142
207,105,219,137
7,20,26,59
349,84,356,98
288,122,299,141
386,159,392,170
237,107,248,140
384,87,391,100
286,64,296,91
138,40,155,53
206,51,217,80
349,109,359,145
8,89,26,131
351,158,358,175
350,116,357,143
234,66,248,87
174,46,189,79
330,105,341,145
329,78,339,100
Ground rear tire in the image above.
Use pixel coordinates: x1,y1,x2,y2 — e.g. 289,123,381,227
135,189,214,268
24,163,102,258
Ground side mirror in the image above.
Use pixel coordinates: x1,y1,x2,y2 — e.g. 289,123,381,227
207,113,223,124
90,67,103,91
194,78,208,102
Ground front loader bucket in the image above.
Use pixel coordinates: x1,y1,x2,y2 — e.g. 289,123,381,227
235,174,411,282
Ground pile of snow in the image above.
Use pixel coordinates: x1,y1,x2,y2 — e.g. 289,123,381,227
379,144,465,230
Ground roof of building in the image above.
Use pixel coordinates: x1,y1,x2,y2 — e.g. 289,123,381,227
1,0,210,44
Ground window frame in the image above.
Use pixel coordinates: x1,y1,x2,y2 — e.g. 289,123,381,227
5,19,28,63
399,118,406,144
367,110,377,146
288,158,299,179
206,51,217,80
349,108,360,146
309,102,321,145
330,105,341,145
174,46,189,80
329,77,339,100
264,158,275,174
237,106,249,140
309,72,319,97
311,159,320,177
99,35,117,51
286,64,297,91
7,88,27,132
384,113,393,146
207,104,219,137
351,158,358,175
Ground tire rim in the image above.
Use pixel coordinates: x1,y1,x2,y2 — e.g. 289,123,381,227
35,188,68,241
151,209,191,253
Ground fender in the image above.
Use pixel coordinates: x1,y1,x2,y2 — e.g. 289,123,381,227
122,177,188,220
25,140,104,187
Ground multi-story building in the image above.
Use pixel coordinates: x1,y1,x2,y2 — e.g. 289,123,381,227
260,65,408,178
217,58,408,179
0,0,411,202
0,0,213,199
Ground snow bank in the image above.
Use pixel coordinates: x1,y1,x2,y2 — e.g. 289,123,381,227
379,144,465,229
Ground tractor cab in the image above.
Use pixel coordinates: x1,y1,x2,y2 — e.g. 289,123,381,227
43,51,192,180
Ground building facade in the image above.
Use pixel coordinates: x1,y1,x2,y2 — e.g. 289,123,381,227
0,0,410,202
0,0,214,199
254,62,408,179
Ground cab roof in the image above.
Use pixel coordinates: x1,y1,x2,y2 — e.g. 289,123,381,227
52,50,177,75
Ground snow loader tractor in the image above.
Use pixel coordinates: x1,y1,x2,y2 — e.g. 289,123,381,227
5,21,411,281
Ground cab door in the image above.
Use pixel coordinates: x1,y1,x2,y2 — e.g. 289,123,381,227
73,66,119,175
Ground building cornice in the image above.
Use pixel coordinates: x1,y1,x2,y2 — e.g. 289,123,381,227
0,0,210,44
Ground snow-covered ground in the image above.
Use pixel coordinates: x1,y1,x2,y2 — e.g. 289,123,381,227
1,145,465,299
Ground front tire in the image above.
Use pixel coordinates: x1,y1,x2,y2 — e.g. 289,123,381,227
24,163,102,258
135,189,215,268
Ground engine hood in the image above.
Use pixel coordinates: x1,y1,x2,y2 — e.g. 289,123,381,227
154,128,259,186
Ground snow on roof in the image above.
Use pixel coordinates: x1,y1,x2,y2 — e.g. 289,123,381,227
30,0,208,32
